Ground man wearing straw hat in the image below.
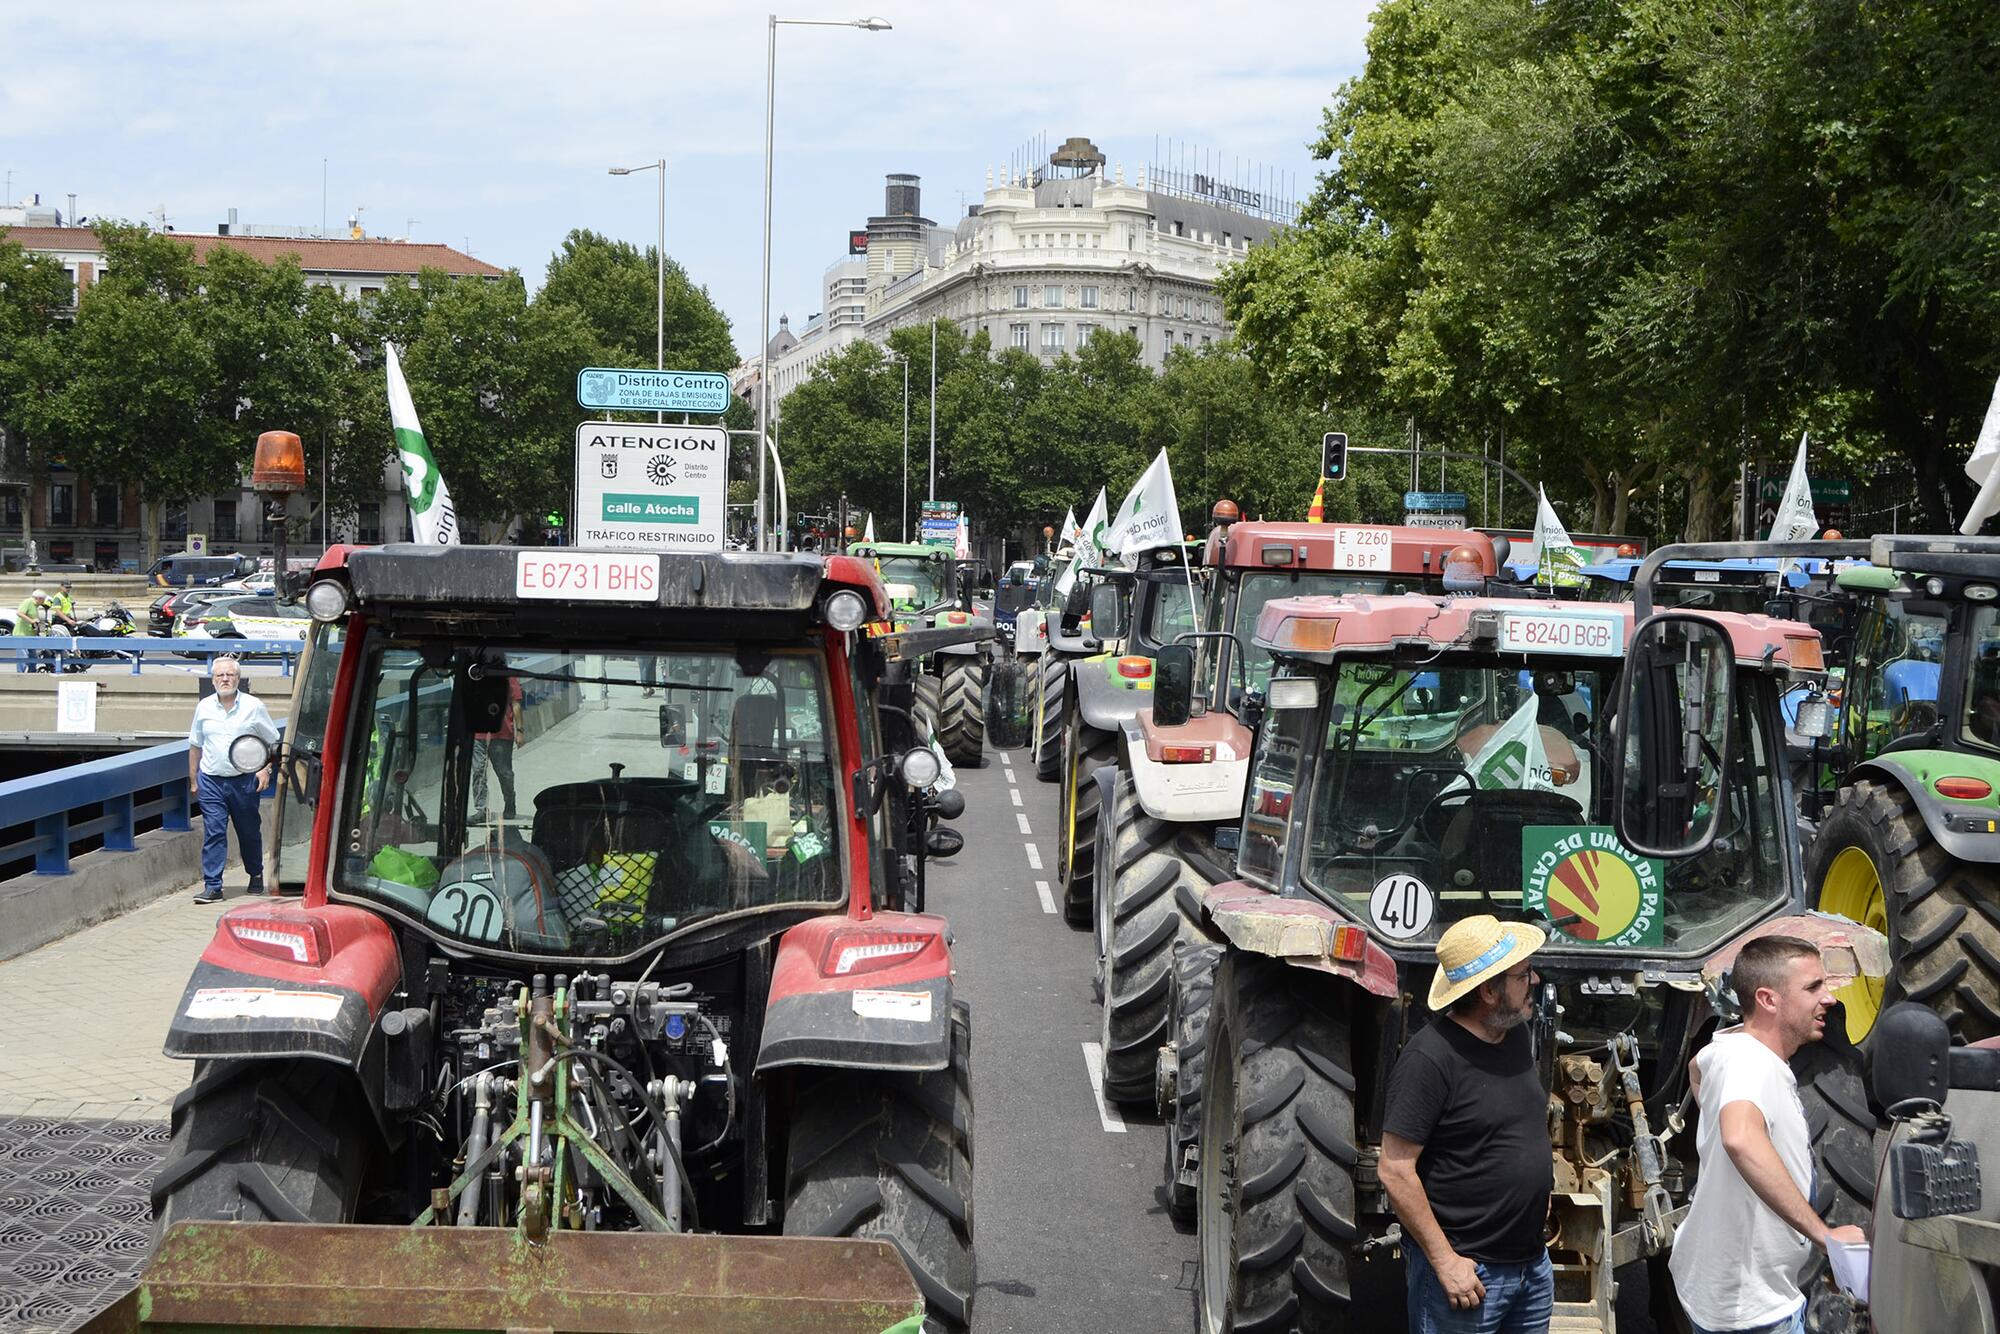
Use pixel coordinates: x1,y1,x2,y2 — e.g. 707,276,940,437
1380,914,1554,1332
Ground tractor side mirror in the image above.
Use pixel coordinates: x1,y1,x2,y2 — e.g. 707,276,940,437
659,705,686,747
932,787,966,821
1155,644,1196,727
925,827,966,858
1089,584,1126,641
1873,1002,1952,1111
228,733,274,773
1613,613,1735,859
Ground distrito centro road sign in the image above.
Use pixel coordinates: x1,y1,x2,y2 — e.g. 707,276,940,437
574,422,729,551
577,368,732,414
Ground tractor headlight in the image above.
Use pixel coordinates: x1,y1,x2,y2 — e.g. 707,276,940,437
305,579,350,622
900,747,942,789
823,589,869,632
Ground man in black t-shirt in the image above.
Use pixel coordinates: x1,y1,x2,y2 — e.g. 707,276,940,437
1381,914,1554,1333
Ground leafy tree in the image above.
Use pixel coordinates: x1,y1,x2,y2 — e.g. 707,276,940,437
538,229,738,374
0,238,76,533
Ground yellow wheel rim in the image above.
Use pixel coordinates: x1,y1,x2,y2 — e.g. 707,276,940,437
1819,845,1888,1044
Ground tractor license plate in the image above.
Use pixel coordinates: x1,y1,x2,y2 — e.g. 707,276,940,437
1498,610,1625,657
1332,527,1394,571
515,552,661,601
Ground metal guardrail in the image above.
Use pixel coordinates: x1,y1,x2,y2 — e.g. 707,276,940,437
0,725,286,876
3,635,303,675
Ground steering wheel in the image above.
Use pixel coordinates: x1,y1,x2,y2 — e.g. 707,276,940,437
1891,698,1939,734
1417,782,1477,848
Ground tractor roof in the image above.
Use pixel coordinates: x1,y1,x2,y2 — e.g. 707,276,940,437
848,541,946,560
1205,521,1496,577
1252,593,1825,671
327,544,889,624
1584,556,1815,587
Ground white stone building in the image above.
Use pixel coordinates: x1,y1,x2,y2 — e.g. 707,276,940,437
759,137,1286,416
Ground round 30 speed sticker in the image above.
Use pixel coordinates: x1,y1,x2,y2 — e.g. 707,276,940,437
1369,873,1435,939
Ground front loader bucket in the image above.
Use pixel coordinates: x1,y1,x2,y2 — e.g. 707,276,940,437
81,1222,924,1334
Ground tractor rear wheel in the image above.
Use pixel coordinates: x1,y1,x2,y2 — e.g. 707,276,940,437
1810,778,2000,1044
151,1059,368,1244
1163,942,1222,1226
1794,1014,1876,1334
937,659,986,768
1033,656,1068,782
785,1001,976,1333
911,673,944,744
1198,954,1358,1334
1100,812,1223,1105
1059,720,1117,928
1092,771,1137,1002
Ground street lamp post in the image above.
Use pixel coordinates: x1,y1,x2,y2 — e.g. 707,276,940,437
928,319,937,502
757,13,892,551
607,159,667,424
887,350,910,540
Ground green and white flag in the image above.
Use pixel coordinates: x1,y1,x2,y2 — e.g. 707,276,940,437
1961,374,2000,535
386,343,459,546
863,514,876,542
1057,506,1080,552
1531,486,1587,588
1105,448,1182,557
1768,431,1818,577
1054,488,1108,599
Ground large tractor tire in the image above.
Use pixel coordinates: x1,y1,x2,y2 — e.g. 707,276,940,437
1197,953,1358,1334
937,659,986,769
911,673,944,745
1100,810,1225,1105
1810,778,2000,1045
1058,719,1117,928
1091,770,1136,1001
1163,942,1222,1227
786,1000,976,1333
1794,1013,1876,1334
151,1059,368,1244
1033,656,1069,782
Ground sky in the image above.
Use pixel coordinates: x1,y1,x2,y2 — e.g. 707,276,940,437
3,1,1379,362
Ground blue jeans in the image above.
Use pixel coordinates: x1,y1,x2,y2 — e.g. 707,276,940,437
1406,1244,1554,1334
1688,1301,1805,1334
199,771,264,892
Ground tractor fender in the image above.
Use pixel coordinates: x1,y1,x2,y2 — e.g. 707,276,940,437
1697,910,1888,999
756,911,955,1074
1045,623,1100,655
1073,655,1152,732
1122,710,1252,824
1197,880,1398,999
933,611,993,656
163,902,401,1068
1847,754,2000,865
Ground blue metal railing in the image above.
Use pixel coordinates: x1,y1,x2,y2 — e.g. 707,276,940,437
0,725,286,876
3,635,303,674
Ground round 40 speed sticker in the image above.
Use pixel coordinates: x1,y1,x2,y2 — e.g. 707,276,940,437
1369,873,1435,940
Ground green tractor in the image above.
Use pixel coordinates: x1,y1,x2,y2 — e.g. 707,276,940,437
1799,535,2000,1046
850,541,993,767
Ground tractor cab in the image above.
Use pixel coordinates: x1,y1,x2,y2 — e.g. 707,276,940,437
847,540,956,616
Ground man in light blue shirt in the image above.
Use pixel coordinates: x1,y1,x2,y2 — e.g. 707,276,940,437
188,657,280,904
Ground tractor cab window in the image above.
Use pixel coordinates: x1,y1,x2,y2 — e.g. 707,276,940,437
1299,655,1788,957
872,556,947,611
1208,572,1397,708
1964,607,2000,750
1846,601,1947,759
274,621,345,890
1141,575,1200,651
336,640,844,959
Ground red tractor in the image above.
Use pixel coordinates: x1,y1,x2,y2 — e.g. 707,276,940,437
117,545,980,1334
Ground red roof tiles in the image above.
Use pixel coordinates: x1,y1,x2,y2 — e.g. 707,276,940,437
0,226,505,279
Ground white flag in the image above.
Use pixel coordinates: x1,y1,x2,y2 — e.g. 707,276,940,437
1962,374,2000,535
1530,486,1586,588
1769,432,1819,544
1470,695,1561,794
954,514,971,559
386,343,459,546
863,514,876,542
1105,448,1183,557
1057,506,1080,551
1054,488,1108,599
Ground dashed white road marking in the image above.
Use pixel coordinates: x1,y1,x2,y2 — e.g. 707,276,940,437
1009,787,1023,807
1004,766,1017,785
1025,843,1043,870
1080,1042,1129,1133
1016,812,1032,834
999,750,1012,766
1035,879,1057,914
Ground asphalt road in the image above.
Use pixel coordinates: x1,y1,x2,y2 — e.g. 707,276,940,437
928,745,1198,1334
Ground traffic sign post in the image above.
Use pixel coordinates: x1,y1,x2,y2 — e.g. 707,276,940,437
577,368,732,415
573,422,730,552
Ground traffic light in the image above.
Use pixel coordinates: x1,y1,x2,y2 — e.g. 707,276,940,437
1322,432,1349,482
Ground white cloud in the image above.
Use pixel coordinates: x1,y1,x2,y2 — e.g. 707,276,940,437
8,0,1377,348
